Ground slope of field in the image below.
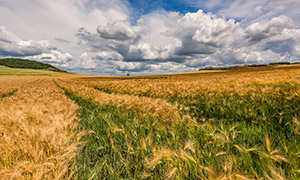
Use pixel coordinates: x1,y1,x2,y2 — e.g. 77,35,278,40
1,64,300,179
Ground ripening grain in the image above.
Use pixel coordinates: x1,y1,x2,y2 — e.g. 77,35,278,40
56,79,189,122
57,65,300,179
0,79,78,179
1,65,300,179
0,79,33,97
84,65,300,99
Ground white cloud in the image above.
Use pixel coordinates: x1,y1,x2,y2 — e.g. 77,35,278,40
215,0,300,24
75,9,300,74
97,21,141,41
185,0,300,25
0,26,53,57
0,0,131,58
254,6,263,14
245,15,294,41
26,50,73,66
94,51,123,61
0,26,76,71
1,0,300,75
171,10,245,56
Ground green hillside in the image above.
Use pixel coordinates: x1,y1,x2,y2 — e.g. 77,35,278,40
0,65,61,76
199,61,300,71
0,58,66,72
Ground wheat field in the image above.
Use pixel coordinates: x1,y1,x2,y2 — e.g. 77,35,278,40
1,65,300,179
0,79,79,179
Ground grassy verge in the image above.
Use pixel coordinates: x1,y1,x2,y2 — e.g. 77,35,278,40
0,89,17,98
57,81,300,179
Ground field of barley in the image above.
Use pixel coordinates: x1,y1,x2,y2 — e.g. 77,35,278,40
1,64,300,179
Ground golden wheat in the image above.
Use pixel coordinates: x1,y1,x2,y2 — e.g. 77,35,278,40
80,65,300,98
0,79,35,96
56,79,190,122
1,65,299,179
0,79,79,180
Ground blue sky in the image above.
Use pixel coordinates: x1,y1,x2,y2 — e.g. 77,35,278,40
128,0,199,17
0,0,300,75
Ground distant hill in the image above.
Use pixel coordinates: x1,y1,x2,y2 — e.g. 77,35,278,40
198,62,300,71
0,58,66,72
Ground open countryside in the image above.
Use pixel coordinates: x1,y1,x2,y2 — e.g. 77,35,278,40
1,1,300,179
1,59,300,179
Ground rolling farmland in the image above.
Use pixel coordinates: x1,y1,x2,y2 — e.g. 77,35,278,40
1,64,300,179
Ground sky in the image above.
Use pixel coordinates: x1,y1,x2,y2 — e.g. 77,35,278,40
0,0,300,75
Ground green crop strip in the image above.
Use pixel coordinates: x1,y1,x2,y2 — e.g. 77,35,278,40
92,86,115,94
55,80,300,179
0,89,17,98
57,84,202,179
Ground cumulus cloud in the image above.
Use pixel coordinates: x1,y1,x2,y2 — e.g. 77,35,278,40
0,0,131,72
0,26,53,57
97,21,141,41
26,50,73,65
245,16,294,41
94,51,123,61
171,10,244,56
0,26,74,71
188,0,300,24
76,9,300,74
1,0,300,75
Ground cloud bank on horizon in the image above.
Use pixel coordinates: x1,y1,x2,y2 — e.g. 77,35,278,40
0,0,300,75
